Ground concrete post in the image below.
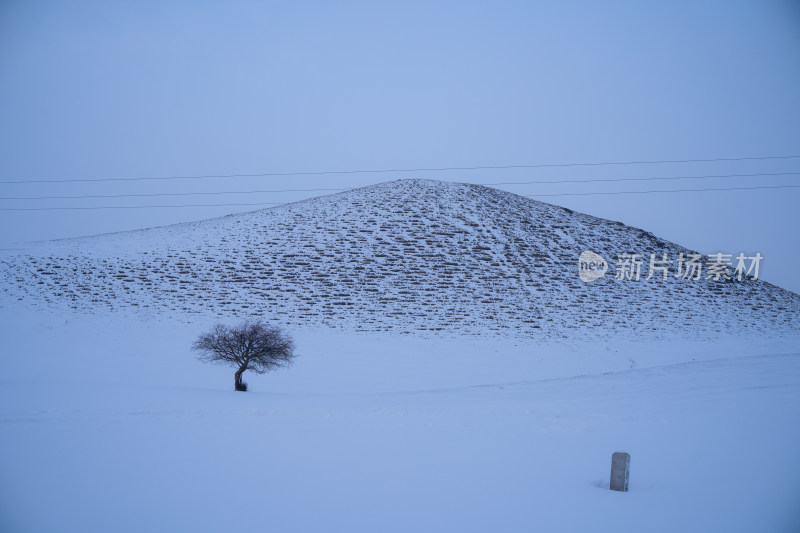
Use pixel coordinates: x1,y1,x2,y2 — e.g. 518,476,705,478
610,452,630,492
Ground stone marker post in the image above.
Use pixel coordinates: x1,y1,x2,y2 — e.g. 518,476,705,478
610,452,630,492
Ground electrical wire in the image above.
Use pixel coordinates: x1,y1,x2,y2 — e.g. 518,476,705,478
1,155,798,185
1,172,798,202
526,184,800,198
2,184,799,211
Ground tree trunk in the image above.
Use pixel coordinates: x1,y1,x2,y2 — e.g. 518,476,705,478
235,365,247,391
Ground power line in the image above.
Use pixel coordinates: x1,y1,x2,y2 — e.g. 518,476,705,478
2,171,798,202
0,202,283,211
1,155,798,185
526,184,800,198
1,184,799,211
0,187,352,201
480,171,800,187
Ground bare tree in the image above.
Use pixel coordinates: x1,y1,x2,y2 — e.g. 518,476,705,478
192,320,296,391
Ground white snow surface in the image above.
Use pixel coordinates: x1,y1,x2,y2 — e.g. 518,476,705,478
2,309,800,532
1,180,800,532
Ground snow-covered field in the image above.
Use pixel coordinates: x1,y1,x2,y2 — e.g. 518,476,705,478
2,308,799,532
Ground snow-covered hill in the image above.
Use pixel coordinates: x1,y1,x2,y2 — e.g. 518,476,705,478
2,180,800,532
2,179,799,337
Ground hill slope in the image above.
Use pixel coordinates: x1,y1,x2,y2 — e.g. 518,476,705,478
1,179,798,337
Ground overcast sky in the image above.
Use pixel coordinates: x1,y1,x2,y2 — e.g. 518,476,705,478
1,1,799,292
